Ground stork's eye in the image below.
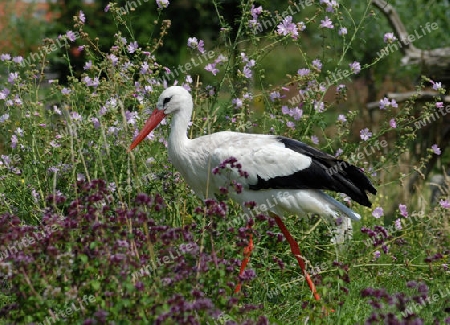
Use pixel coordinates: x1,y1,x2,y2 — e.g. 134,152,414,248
163,97,172,106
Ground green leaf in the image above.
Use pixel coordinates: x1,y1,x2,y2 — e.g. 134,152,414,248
90,280,101,291
79,254,88,264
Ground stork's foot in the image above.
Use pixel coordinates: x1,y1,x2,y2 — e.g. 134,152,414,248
235,225,254,293
272,215,320,301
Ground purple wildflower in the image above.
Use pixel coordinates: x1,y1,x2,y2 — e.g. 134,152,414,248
291,107,303,120
187,37,205,53
8,72,18,84
243,66,252,79
314,101,324,112
297,21,306,31
399,204,408,217
248,19,260,30
431,144,441,155
49,140,60,148
156,0,169,9
321,0,339,12
440,200,450,209
320,16,334,29
432,81,442,91
66,30,77,42
269,91,281,101
204,63,219,75
251,5,262,19
372,207,384,219
298,68,310,76
84,60,92,70
79,10,85,23
389,119,396,128
126,111,139,125
53,105,61,115
13,56,23,64
109,54,119,66
277,16,299,39
349,61,361,74
84,76,100,87
339,27,347,35
91,117,100,129
232,98,243,108
312,59,322,70
338,114,347,122
71,112,82,121
379,97,390,109
215,54,227,64
383,32,397,43
1,53,11,61
140,62,149,74
0,113,10,123
360,128,372,141
128,41,139,53
11,135,17,149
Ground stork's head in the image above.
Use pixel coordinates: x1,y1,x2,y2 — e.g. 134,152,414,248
128,86,192,151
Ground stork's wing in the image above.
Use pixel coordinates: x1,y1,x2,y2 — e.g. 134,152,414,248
208,133,376,207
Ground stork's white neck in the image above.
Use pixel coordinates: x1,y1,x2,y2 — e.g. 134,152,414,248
167,107,191,155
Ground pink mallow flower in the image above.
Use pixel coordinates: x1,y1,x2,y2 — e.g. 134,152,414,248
431,144,441,155
439,200,450,208
399,204,408,217
277,16,299,39
372,207,384,219
360,128,372,141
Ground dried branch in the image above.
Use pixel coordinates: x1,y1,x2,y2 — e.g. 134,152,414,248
372,0,450,83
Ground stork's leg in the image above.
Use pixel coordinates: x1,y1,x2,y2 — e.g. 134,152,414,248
273,215,320,301
234,225,254,293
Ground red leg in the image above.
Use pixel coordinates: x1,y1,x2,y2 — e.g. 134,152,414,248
273,215,320,301
235,225,254,293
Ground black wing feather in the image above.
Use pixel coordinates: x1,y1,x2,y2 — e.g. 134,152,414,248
248,137,377,207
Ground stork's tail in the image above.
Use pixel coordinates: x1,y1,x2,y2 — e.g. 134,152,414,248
316,191,361,221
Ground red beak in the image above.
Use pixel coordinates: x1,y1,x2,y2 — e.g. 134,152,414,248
128,109,166,152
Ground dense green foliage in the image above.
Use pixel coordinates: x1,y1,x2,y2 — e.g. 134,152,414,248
0,0,449,324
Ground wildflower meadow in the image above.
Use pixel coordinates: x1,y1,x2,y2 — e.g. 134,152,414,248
0,0,449,324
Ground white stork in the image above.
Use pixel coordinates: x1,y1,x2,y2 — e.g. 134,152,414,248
128,86,376,300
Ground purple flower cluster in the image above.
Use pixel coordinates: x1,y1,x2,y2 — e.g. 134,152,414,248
361,281,438,324
0,180,265,323
361,225,390,252
249,5,263,31
379,97,398,109
277,16,299,40
424,253,443,263
198,198,228,218
187,37,205,54
240,52,256,79
281,105,303,120
204,54,227,76
212,157,249,179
